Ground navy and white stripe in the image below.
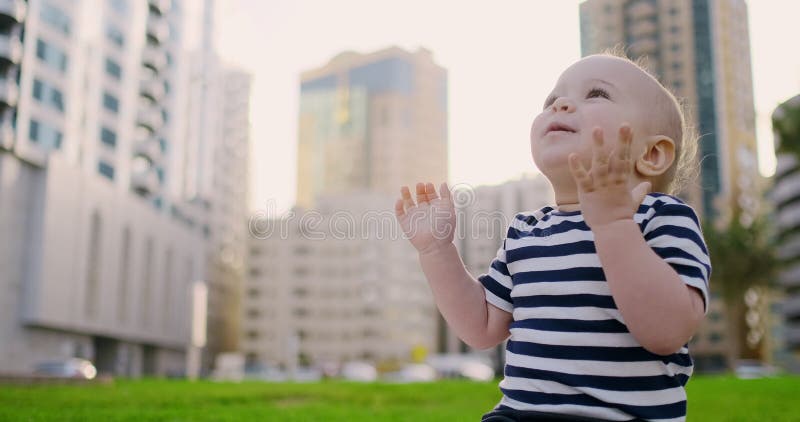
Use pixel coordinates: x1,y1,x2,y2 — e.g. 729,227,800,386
478,193,710,422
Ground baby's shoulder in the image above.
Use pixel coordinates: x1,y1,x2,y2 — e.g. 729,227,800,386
638,192,702,231
639,192,696,216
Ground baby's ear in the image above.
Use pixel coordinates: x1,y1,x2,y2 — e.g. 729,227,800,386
635,135,676,178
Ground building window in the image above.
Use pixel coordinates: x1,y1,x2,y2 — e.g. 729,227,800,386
103,92,119,113
106,25,124,47
670,25,679,34
108,0,127,14
98,161,115,180
105,58,122,80
32,78,65,112
41,2,71,35
29,119,63,149
29,120,39,142
85,212,102,317
100,126,117,147
35,39,68,72
32,80,43,101
671,62,682,71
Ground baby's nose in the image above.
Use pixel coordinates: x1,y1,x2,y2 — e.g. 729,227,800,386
552,97,575,113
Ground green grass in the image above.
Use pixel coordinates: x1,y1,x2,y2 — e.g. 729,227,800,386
0,376,798,421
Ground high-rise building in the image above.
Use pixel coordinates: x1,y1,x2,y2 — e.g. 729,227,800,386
579,0,760,222
0,0,212,376
296,46,448,209
202,67,252,373
772,94,800,372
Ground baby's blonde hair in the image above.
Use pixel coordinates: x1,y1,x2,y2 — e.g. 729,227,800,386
597,47,699,195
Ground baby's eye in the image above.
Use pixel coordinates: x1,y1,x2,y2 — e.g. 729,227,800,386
587,88,610,99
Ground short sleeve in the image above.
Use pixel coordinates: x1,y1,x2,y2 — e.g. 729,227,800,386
643,198,712,313
478,242,513,313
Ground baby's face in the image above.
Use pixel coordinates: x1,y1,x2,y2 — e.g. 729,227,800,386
530,56,661,184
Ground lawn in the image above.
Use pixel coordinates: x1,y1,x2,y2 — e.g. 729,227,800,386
1,376,798,421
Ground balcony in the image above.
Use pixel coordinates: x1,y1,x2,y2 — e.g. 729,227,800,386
133,138,162,164
136,108,164,133
146,18,169,45
148,0,171,16
142,45,168,73
131,166,160,196
0,33,21,67
140,79,166,102
0,0,25,28
0,78,18,107
629,20,657,39
626,0,657,21
628,38,658,56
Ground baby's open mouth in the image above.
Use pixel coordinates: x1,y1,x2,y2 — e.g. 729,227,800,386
546,122,577,135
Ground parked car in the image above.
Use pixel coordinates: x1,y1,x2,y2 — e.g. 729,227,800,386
340,361,377,382
34,358,97,380
383,363,437,383
734,360,777,379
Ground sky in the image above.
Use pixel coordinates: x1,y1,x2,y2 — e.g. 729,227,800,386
215,0,800,213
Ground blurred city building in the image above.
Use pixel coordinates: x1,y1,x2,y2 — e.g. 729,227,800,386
244,175,555,373
245,193,437,372
184,0,253,375
0,0,200,377
0,0,252,378
449,175,555,372
242,46,449,372
201,67,252,374
771,94,800,372
579,0,761,222
295,46,448,209
579,0,762,372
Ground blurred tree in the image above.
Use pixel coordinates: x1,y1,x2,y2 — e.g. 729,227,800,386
703,211,779,366
773,96,800,157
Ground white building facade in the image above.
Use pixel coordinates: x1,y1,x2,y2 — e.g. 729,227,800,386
0,0,212,377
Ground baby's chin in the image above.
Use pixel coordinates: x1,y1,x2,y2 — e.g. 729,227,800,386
533,154,575,181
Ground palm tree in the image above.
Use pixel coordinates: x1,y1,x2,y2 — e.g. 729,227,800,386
703,211,779,366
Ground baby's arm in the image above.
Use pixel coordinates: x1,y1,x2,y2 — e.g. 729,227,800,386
395,183,512,350
569,126,705,356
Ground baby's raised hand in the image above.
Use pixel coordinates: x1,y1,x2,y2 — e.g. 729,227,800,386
568,125,651,229
395,182,456,255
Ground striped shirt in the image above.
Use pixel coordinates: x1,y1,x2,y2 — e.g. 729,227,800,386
478,193,711,422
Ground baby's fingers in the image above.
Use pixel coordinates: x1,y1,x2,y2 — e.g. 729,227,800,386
591,127,609,182
440,182,452,202
401,186,416,210
415,182,428,204
394,199,406,218
425,182,439,202
568,154,594,192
